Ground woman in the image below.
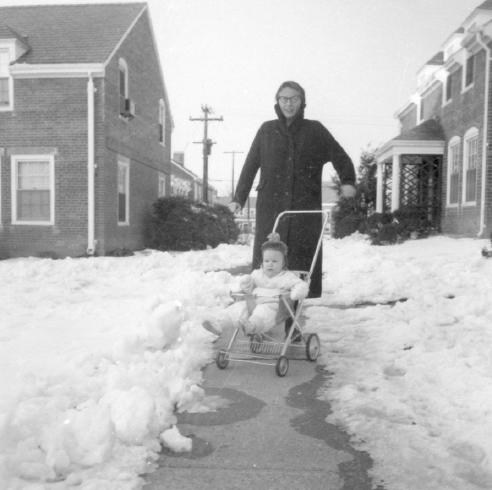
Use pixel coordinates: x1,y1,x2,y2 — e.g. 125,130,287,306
230,80,356,299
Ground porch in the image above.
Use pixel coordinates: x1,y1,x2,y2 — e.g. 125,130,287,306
375,119,445,231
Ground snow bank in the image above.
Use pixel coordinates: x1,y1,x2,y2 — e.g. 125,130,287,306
0,245,250,489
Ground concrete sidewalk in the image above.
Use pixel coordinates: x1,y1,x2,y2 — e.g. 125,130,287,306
144,351,382,490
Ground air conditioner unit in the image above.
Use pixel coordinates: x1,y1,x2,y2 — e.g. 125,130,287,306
121,98,136,119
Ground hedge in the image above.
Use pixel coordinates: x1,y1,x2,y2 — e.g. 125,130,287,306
145,196,239,251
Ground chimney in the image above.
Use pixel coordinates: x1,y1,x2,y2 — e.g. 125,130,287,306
173,151,185,166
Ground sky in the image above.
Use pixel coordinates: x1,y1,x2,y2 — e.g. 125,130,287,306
0,0,486,195
2,234,492,489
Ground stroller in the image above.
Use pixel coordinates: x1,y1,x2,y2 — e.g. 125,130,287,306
215,210,329,377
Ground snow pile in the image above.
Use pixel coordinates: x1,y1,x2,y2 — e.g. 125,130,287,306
314,234,492,490
0,245,250,489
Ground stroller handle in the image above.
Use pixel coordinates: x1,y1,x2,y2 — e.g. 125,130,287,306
271,210,330,280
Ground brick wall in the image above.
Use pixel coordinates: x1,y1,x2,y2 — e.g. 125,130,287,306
438,50,486,235
0,77,91,257
100,11,171,254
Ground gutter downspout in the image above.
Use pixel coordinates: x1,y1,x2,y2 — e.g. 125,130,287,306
477,32,491,237
87,72,96,254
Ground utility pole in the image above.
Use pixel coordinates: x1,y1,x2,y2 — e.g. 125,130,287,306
224,150,244,199
190,105,223,203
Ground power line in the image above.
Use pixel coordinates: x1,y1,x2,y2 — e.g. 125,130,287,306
224,150,244,199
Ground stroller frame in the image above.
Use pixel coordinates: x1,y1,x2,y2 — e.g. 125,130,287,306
215,210,329,377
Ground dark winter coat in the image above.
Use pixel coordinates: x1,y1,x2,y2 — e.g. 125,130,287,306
233,105,355,298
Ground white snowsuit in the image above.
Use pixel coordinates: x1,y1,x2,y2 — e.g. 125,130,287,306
213,268,309,335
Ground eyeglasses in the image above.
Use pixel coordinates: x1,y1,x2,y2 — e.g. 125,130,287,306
278,95,301,104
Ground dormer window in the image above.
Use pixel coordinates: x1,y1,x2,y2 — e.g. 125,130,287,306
443,29,464,63
465,55,475,88
0,47,12,110
445,72,453,102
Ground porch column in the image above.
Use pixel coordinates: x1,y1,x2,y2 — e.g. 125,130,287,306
391,153,400,212
376,162,384,213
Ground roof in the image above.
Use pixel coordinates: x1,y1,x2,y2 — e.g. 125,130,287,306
171,159,200,180
425,52,444,66
392,119,445,142
477,0,492,10
0,3,146,64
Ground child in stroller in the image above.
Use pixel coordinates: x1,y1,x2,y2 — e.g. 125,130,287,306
203,238,309,341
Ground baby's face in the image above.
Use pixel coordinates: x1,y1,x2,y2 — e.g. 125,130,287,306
262,249,284,278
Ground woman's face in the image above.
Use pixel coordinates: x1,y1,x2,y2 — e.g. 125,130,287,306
277,87,302,121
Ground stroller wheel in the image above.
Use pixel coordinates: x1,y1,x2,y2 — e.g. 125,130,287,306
306,334,320,361
216,350,229,369
249,334,263,353
275,356,289,377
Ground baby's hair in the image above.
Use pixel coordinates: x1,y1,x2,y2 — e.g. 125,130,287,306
261,239,288,269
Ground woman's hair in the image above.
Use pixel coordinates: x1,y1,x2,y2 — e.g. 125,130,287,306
261,239,288,269
275,80,306,106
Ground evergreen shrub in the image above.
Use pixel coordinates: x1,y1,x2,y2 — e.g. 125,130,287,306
365,212,399,245
393,205,432,239
145,196,239,251
332,197,366,238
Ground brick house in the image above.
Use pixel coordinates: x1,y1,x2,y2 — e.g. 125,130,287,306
170,151,217,203
0,3,172,258
376,0,492,237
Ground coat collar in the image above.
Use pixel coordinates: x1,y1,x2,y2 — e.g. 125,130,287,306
274,103,305,134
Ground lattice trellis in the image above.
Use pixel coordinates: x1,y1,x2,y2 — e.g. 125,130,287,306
400,155,442,229
381,155,442,230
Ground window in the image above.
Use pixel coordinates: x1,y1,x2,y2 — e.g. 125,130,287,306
463,128,479,204
11,155,54,225
0,48,12,109
117,157,129,224
118,58,128,116
446,138,460,206
465,55,475,88
159,99,166,145
445,73,452,102
158,173,166,197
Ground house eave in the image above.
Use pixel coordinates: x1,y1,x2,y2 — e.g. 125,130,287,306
171,159,199,179
376,139,445,163
10,63,105,78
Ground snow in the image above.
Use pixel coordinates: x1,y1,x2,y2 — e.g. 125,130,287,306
160,426,192,453
313,234,492,490
2,235,492,489
0,245,250,489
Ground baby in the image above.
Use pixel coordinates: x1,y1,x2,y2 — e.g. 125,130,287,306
203,238,309,338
